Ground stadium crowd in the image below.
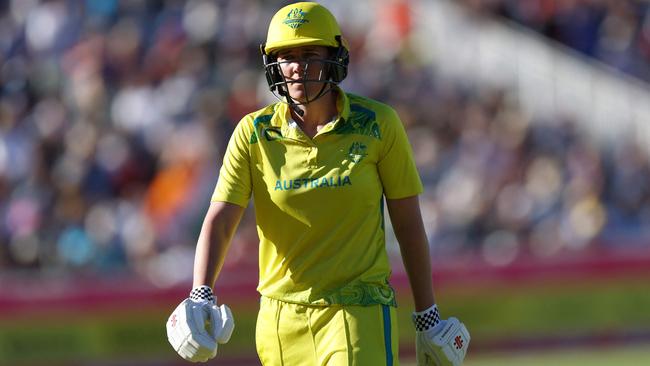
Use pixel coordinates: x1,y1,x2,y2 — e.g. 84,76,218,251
0,0,649,284
463,0,650,82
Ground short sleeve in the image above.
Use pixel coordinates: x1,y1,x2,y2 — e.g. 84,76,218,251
377,108,423,199
211,119,253,207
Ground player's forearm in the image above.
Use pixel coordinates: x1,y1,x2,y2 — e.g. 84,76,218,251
396,227,436,311
387,196,436,311
193,201,245,288
192,229,227,288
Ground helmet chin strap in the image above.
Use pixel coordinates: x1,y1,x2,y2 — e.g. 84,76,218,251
288,96,305,117
283,82,335,118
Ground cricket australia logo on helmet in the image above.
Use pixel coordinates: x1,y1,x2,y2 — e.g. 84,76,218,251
283,8,309,29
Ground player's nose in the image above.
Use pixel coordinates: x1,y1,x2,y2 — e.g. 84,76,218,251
288,60,307,76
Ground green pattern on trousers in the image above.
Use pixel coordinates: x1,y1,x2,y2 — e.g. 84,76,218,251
322,281,397,307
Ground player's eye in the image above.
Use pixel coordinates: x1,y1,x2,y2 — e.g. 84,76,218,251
276,51,297,61
277,50,323,62
277,55,294,62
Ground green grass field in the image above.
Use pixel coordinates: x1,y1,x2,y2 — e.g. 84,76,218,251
434,344,650,366
1,274,649,365
296,345,650,366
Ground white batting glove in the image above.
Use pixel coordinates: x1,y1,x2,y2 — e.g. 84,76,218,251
413,304,470,366
166,286,235,363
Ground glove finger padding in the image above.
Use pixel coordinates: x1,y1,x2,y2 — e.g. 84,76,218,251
190,301,218,353
416,317,470,366
211,304,235,343
416,336,442,366
166,299,218,362
430,318,470,366
167,299,194,352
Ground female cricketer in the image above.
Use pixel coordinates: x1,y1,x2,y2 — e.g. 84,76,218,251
166,2,470,365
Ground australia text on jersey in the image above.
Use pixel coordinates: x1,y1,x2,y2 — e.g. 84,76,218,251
274,175,352,191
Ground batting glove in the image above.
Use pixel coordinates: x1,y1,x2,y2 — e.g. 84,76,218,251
413,304,470,366
166,286,234,363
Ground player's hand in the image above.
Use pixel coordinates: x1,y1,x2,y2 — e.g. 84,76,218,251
166,286,235,362
413,304,470,366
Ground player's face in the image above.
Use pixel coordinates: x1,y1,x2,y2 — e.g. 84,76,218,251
276,46,330,102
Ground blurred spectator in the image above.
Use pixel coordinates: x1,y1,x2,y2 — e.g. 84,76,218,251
466,0,650,82
0,0,649,286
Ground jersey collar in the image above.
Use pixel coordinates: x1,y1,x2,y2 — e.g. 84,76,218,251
275,86,351,135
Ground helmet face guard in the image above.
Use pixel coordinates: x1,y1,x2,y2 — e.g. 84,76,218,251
261,2,349,107
261,39,349,105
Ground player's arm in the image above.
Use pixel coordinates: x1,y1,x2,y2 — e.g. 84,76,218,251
193,201,246,288
166,201,244,363
386,195,470,366
386,195,435,311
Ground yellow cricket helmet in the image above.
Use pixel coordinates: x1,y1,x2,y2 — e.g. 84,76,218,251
263,2,347,55
261,2,349,105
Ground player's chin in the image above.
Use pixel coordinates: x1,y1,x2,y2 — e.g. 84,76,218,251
287,90,307,103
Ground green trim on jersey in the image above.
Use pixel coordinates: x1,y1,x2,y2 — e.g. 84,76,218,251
212,87,423,306
333,104,381,139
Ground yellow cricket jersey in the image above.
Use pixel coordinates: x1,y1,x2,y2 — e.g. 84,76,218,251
212,88,423,306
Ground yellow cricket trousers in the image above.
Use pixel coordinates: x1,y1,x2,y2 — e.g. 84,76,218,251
256,296,399,366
